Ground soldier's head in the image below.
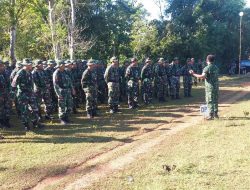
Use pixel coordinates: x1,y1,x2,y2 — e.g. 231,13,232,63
124,60,130,67
65,60,73,69
206,55,215,64
191,58,195,64
173,57,179,64
186,58,191,65
42,61,47,69
131,57,138,66
0,60,4,72
87,59,95,70
22,58,33,71
110,57,119,67
56,60,66,71
158,58,164,65
72,60,77,69
47,59,55,68
34,59,44,70
145,58,152,65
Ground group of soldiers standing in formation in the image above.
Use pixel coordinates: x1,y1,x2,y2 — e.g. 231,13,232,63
0,56,205,131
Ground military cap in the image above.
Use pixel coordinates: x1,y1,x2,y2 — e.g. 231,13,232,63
110,56,118,62
131,57,138,62
22,58,33,66
16,61,23,68
33,59,43,67
158,58,165,63
87,59,95,66
47,59,55,65
72,60,77,64
56,60,66,68
186,58,191,62
145,58,152,63
65,59,72,66
174,57,179,61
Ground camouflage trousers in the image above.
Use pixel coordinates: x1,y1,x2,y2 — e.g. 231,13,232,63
57,89,73,119
127,80,139,107
120,79,127,100
155,79,165,99
183,77,193,97
206,87,219,114
98,81,107,104
142,79,153,104
75,85,85,105
0,94,11,120
169,76,180,98
83,86,97,111
49,85,58,112
17,92,40,125
35,88,53,115
108,82,120,107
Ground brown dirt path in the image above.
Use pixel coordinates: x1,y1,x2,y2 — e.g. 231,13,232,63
31,87,250,190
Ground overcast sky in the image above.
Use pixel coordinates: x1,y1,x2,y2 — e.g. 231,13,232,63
138,0,250,20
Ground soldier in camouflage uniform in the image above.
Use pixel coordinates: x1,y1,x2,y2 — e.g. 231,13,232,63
12,58,43,131
119,60,129,101
141,58,154,104
190,54,219,120
169,57,181,99
10,61,23,117
125,58,140,109
96,60,107,104
81,59,98,118
32,59,53,120
45,60,58,112
53,60,75,124
0,60,11,128
71,60,81,112
164,60,171,97
154,58,167,102
104,57,120,113
181,58,193,97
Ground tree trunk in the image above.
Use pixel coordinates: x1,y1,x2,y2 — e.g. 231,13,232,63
48,0,60,60
69,0,75,60
9,0,16,63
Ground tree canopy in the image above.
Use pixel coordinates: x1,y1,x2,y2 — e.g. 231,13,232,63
0,0,249,71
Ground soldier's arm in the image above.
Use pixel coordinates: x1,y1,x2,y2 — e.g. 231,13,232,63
190,70,206,79
53,71,62,97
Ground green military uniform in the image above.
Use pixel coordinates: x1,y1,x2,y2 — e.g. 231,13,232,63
203,63,219,117
141,58,154,104
0,60,11,128
45,60,58,112
169,57,181,99
154,58,167,102
104,57,120,113
81,59,98,118
53,60,73,123
119,61,129,101
181,59,193,97
96,60,107,104
32,60,53,119
125,58,140,109
11,58,41,130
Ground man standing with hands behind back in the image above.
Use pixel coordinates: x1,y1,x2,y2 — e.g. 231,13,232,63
189,54,219,120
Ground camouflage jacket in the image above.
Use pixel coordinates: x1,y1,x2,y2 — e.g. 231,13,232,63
81,68,97,89
53,69,73,97
12,69,34,95
125,65,140,82
104,65,120,83
32,68,49,91
141,64,154,81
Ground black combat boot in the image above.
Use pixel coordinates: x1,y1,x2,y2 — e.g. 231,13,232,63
60,117,68,125
87,110,93,118
114,105,121,113
214,112,219,119
24,123,30,131
3,118,11,128
109,106,115,114
32,121,45,129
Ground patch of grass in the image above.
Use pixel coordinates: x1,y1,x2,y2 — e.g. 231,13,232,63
87,88,250,190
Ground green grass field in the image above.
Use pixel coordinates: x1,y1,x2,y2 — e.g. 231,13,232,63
0,75,249,190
